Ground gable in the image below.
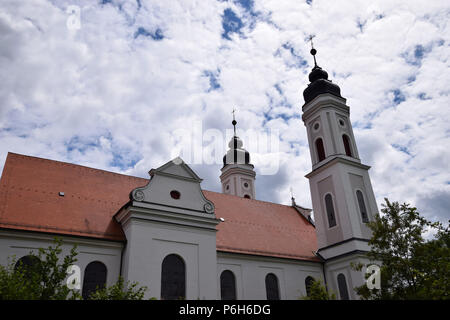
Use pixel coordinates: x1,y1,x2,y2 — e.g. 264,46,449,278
130,158,215,216
151,157,202,182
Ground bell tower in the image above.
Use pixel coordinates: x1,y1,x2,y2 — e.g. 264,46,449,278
220,113,256,199
302,44,378,299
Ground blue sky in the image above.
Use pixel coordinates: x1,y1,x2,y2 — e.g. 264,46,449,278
0,0,449,225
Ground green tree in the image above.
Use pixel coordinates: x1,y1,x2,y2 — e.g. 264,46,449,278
88,276,148,300
0,238,80,300
0,239,150,300
354,198,449,300
300,279,336,300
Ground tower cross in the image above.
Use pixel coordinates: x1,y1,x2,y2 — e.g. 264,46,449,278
308,34,318,67
308,34,315,49
232,107,237,135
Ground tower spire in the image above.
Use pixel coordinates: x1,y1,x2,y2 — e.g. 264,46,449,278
221,108,256,199
308,35,318,67
303,38,342,104
232,107,237,136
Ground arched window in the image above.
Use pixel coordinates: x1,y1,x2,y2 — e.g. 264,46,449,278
305,276,315,297
337,273,349,300
324,194,337,228
356,190,369,223
14,255,41,279
161,254,185,300
220,270,236,300
342,134,352,157
82,261,107,299
243,194,251,199
315,138,326,162
265,273,280,300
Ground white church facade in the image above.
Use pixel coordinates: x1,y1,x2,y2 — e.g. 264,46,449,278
0,50,378,300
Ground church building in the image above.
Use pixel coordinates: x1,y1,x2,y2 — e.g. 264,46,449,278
0,49,378,300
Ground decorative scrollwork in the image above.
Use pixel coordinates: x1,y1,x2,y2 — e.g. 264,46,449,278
133,190,145,201
204,202,214,214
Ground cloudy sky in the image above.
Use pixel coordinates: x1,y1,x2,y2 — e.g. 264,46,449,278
0,0,449,225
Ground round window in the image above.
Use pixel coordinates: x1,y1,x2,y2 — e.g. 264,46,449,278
243,182,249,188
339,119,345,127
313,122,320,131
170,190,180,199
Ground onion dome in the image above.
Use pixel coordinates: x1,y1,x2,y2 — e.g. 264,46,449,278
303,48,342,104
222,115,251,167
223,135,251,166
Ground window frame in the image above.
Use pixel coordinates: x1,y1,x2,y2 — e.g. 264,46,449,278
315,137,326,162
220,270,237,300
305,276,315,297
82,261,108,300
337,273,350,300
14,255,41,279
265,273,280,300
355,189,370,223
160,254,186,300
323,193,338,229
342,134,353,157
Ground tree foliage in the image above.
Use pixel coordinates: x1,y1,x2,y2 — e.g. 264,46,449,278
355,198,449,300
0,238,150,300
87,276,148,300
300,279,336,300
0,238,80,300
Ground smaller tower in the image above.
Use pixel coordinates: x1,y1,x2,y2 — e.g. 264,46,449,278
220,112,256,199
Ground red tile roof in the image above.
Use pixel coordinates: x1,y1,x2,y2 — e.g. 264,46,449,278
207,191,318,261
0,152,318,261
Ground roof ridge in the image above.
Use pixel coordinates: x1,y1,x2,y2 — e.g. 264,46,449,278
203,190,296,208
6,152,148,181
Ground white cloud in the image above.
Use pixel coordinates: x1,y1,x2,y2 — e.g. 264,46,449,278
0,0,449,225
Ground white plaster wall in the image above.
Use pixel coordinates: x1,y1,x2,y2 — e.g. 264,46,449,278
220,164,256,199
308,160,376,249
0,229,123,292
0,229,337,300
121,218,218,300
217,252,323,300
324,254,370,300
